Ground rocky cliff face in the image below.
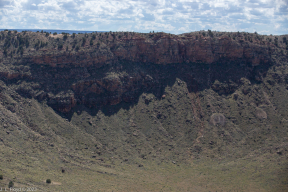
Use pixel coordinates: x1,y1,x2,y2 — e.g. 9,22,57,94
1,31,286,114
29,34,271,67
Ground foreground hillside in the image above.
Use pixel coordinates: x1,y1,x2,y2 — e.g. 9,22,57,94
0,30,288,191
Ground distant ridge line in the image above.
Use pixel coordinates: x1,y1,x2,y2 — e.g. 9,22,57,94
0,29,108,34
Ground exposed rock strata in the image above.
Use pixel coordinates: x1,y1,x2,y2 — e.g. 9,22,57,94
29,35,271,67
0,32,287,113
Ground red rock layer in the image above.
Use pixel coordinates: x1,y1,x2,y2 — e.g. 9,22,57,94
29,35,271,68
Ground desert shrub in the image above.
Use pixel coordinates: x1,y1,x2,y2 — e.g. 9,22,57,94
14,39,19,48
90,39,93,45
283,37,287,44
0,175,3,180
34,40,40,49
18,45,24,55
4,38,11,48
46,179,51,184
63,33,68,41
92,34,96,40
53,32,57,35
82,37,86,46
8,181,14,188
58,43,63,49
25,38,30,48
208,29,213,37
75,45,80,51
210,113,226,126
3,48,7,57
72,33,76,38
274,38,278,46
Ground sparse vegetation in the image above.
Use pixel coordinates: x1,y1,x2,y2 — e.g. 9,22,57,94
8,181,14,188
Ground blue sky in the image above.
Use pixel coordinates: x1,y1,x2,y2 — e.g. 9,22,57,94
0,0,287,35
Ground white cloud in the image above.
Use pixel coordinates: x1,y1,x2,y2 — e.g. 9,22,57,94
0,0,287,34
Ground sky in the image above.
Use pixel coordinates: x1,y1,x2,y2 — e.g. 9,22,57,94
0,0,287,35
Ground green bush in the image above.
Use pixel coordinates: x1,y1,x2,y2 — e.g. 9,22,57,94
46,179,51,184
0,175,3,180
8,181,14,188
53,32,57,36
